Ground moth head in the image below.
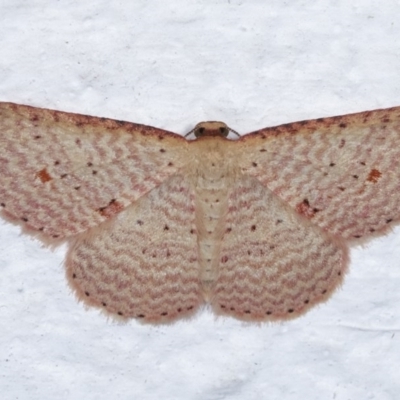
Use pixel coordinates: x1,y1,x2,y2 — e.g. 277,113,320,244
186,121,240,138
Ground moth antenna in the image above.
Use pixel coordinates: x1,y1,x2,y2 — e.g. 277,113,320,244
184,127,196,138
228,127,241,137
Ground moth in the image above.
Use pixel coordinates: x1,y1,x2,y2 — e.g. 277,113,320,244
0,102,399,324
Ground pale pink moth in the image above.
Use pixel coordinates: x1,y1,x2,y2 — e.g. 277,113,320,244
0,102,399,323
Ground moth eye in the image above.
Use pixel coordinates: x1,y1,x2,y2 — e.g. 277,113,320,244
219,127,227,136
198,127,205,135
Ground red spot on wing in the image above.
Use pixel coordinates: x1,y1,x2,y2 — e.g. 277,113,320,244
98,200,124,218
36,168,52,183
296,199,317,218
366,168,382,183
